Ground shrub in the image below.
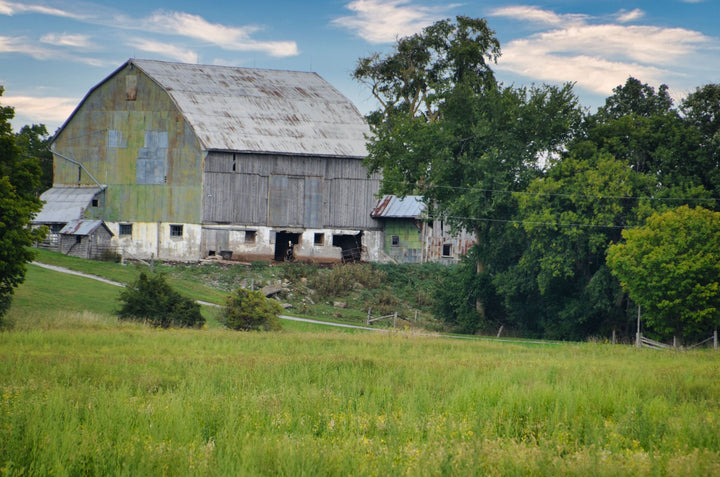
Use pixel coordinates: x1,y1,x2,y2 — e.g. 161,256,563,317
222,288,282,331
117,272,205,328
310,264,385,299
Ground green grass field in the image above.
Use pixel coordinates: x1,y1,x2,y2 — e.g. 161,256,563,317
1,254,719,475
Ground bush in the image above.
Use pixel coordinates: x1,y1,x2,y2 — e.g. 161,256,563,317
117,272,205,328
310,264,385,299
222,288,282,331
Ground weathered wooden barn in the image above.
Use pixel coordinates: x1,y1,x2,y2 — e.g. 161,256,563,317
38,59,383,262
370,195,476,264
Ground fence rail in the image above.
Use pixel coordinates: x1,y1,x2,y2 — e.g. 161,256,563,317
636,331,718,351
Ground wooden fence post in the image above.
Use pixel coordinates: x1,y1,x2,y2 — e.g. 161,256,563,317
393,312,397,328
366,308,372,326
714,330,718,350
636,306,642,348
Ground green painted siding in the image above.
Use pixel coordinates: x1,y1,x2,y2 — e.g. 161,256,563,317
52,65,204,223
384,220,423,263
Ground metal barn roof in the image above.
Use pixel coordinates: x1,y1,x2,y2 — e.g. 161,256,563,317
33,187,101,223
59,219,110,236
371,195,426,219
130,59,370,158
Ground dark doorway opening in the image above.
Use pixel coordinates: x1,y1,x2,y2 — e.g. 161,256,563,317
332,232,363,263
275,231,301,261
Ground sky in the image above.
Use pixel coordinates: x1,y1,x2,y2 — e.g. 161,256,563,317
1,0,718,133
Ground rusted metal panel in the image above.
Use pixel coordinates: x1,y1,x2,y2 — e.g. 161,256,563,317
371,195,425,218
129,59,370,158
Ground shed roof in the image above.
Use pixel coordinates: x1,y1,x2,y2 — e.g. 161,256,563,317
59,219,112,236
33,187,101,223
104,59,369,158
370,195,425,219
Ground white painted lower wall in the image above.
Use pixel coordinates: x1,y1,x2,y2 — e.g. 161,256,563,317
107,221,203,262
108,221,383,263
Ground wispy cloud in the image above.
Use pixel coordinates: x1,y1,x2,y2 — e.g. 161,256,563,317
616,9,644,23
127,39,199,64
140,11,299,57
0,0,86,19
490,6,714,99
2,94,78,124
332,0,452,43
40,33,93,49
490,6,587,27
0,35,55,60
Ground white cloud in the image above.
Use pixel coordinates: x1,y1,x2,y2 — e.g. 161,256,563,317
141,11,299,57
616,9,644,23
490,6,587,27
332,0,452,43
127,39,199,64
0,0,86,20
0,35,55,59
40,33,93,49
489,6,714,99
3,94,78,123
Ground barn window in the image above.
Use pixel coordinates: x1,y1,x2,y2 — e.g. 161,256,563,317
245,230,256,243
170,224,183,237
314,233,324,246
391,235,400,247
75,235,82,244
442,243,452,257
91,198,99,207
119,223,132,236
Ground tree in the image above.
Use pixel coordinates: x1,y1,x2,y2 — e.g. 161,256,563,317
15,124,53,193
222,288,282,331
117,272,205,328
355,20,582,331
0,88,46,319
606,206,720,341
353,16,500,124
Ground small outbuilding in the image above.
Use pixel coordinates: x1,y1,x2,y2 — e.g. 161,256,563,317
371,195,476,264
58,219,114,260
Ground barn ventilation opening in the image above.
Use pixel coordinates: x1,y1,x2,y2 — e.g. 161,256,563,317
275,231,301,261
332,232,363,263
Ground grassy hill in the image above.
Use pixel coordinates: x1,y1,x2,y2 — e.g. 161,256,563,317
2,251,719,475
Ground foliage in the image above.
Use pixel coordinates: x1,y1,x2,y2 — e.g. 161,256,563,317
309,264,385,299
222,287,282,331
353,16,500,122
117,271,204,328
0,88,46,320
607,206,720,341
15,123,53,193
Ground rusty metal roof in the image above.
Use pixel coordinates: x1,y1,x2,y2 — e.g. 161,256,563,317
130,59,370,158
370,195,425,218
59,219,110,236
34,187,101,223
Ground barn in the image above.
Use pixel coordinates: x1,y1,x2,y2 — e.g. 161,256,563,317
39,59,383,262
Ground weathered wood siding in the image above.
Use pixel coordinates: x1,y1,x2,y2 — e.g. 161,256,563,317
203,152,381,230
52,64,205,224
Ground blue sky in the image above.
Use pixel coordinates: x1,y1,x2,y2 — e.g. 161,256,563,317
1,0,718,133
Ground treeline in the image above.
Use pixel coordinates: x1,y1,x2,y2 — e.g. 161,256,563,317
355,16,720,342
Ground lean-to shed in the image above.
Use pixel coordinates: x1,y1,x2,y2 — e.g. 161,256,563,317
41,59,383,262
371,195,476,264
58,219,114,260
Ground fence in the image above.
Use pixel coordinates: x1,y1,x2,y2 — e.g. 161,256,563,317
636,331,718,350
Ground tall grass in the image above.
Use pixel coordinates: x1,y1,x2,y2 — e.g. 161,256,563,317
1,314,719,476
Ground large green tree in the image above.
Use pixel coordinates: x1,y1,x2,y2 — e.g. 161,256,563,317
0,88,46,319
606,206,720,341
355,17,582,331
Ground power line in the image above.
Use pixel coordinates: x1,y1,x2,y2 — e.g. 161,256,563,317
424,214,633,230
429,184,718,202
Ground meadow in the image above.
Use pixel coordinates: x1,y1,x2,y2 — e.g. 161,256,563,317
1,257,719,475
1,310,719,476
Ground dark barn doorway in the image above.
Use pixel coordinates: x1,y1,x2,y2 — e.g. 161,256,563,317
275,231,301,261
332,232,363,263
